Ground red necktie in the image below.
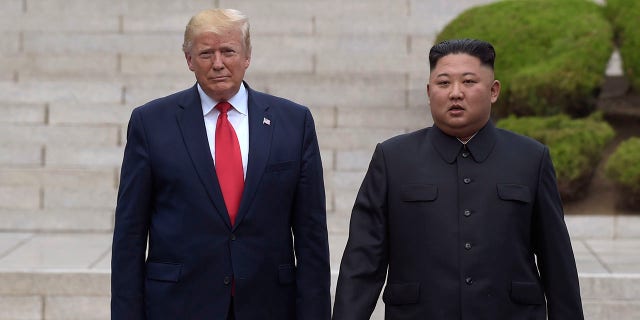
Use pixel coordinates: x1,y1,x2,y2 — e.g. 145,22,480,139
215,101,244,226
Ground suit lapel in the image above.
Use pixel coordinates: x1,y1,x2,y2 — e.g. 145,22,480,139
176,85,232,228
234,86,273,229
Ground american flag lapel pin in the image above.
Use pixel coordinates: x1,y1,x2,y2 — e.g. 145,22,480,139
263,117,271,126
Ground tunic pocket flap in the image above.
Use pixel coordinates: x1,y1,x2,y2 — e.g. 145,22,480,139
401,185,438,202
497,184,531,203
146,262,182,282
510,281,544,305
382,282,420,305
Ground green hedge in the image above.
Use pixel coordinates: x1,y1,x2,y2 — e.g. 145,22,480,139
606,0,640,91
497,113,615,201
605,137,640,210
436,0,613,118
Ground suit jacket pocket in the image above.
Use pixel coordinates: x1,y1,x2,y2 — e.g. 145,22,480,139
401,184,437,202
266,161,296,172
278,264,296,285
146,262,182,282
497,184,531,203
510,281,544,305
382,282,420,305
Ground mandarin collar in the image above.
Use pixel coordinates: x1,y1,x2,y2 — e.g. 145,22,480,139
430,121,497,164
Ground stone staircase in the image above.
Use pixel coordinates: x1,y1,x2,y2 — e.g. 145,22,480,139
1,0,638,319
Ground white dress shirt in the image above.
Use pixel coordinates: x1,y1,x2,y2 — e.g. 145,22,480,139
199,83,249,178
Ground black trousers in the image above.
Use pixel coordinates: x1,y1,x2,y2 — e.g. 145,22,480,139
227,297,235,320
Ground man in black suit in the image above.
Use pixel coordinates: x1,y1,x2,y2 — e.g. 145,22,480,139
111,8,331,319
333,39,584,319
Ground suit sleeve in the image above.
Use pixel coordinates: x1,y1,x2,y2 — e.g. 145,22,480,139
532,147,584,320
333,144,389,320
292,109,332,320
111,109,152,319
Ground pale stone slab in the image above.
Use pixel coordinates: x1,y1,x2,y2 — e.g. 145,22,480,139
261,74,408,109
586,240,640,273
119,53,187,76
0,233,112,270
0,209,114,232
580,274,640,300
333,187,360,216
307,106,336,129
317,128,403,150
0,271,110,295
0,145,42,167
122,14,192,33
0,295,42,320
338,106,430,130
0,125,120,147
0,186,40,210
23,33,183,55
0,81,122,104
572,240,609,274
49,103,133,125
249,52,314,74
330,171,366,191
19,54,119,77
583,300,640,320
565,215,615,239
0,233,32,258
91,249,111,271
45,146,124,168
0,168,116,189
25,0,127,14
45,296,110,320
336,149,375,171
44,186,117,210
3,0,22,14
315,15,409,35
615,216,640,239
0,32,20,54
0,13,119,32
0,103,46,124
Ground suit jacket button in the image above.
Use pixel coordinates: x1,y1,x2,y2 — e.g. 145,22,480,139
224,276,231,285
464,209,472,217
464,242,472,250
463,177,471,184
465,277,473,285
230,234,236,241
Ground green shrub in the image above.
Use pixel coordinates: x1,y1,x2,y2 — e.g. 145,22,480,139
605,137,640,210
605,0,640,91
436,0,614,118
497,113,615,201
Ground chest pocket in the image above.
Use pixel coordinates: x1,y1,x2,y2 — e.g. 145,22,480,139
401,184,438,202
497,184,531,203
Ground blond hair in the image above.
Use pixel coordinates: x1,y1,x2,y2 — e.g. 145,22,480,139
182,9,251,55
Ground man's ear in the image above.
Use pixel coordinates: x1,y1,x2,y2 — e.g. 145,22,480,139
490,80,501,103
185,52,195,71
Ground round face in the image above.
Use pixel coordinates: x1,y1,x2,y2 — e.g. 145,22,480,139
427,53,500,140
185,29,250,101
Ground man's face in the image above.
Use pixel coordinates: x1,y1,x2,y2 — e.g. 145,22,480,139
185,29,250,101
427,53,500,139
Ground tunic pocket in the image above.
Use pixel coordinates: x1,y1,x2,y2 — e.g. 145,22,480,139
510,281,544,305
497,184,531,203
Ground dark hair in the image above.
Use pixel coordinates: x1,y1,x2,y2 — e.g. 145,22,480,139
429,39,496,70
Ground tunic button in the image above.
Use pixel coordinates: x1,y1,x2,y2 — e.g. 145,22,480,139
462,152,470,158
463,177,471,184
224,276,231,285
465,277,473,285
465,242,472,250
464,209,472,217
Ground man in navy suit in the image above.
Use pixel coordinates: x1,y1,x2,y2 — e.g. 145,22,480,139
333,39,584,319
111,9,331,319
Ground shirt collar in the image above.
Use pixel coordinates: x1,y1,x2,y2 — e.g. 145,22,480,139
430,121,497,163
199,82,249,116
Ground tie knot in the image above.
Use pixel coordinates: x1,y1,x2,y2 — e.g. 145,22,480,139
216,101,232,114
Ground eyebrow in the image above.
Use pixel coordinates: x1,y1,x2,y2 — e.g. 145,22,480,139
435,72,478,77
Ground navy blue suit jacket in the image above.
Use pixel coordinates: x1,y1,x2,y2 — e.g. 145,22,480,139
111,83,331,319
333,122,583,320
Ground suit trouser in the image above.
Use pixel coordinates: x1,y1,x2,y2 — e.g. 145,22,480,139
227,297,234,320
